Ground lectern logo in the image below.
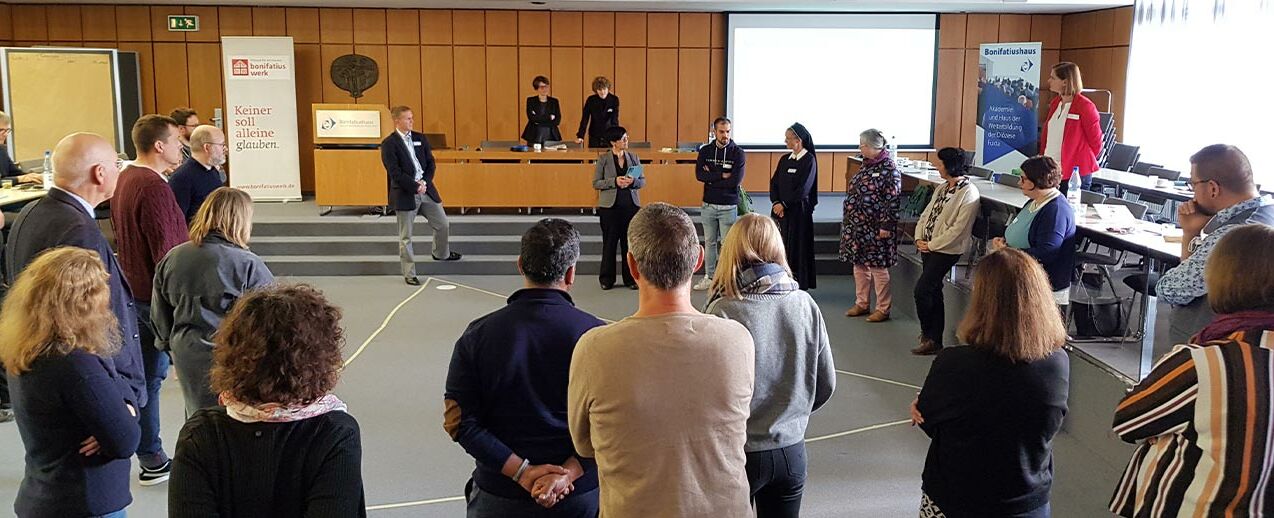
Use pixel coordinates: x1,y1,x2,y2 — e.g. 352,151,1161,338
231,59,250,76
320,117,338,131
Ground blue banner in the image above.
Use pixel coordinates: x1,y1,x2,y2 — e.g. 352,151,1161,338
975,43,1042,171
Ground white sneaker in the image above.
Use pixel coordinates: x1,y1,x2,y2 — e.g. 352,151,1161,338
693,277,713,291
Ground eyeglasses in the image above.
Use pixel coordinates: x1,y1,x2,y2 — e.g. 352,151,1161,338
208,142,228,148
1187,178,1214,188
0,127,10,135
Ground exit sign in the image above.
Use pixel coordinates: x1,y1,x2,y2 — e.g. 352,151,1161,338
167,15,200,32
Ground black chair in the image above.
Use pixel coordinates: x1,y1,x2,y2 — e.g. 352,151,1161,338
1105,143,1140,171
1073,198,1153,331
1130,161,1160,176
968,166,993,179
995,174,1021,188
1080,190,1107,205
962,150,976,167
1147,166,1181,182
1103,197,1150,220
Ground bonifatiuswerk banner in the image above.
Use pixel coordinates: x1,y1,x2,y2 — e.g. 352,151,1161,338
221,36,302,201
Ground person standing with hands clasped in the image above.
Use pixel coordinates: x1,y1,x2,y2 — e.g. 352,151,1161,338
592,126,644,290
841,129,901,322
770,123,818,290
694,116,746,290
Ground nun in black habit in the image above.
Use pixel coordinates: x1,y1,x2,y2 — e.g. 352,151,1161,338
770,122,819,290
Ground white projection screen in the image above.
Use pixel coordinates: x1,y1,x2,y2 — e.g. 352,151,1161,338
727,13,938,149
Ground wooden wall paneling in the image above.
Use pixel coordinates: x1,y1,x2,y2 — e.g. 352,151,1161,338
615,13,646,47
1113,7,1133,46
709,49,725,119
551,12,582,46
581,47,615,132
386,10,419,45
421,45,456,146
452,46,487,147
47,6,83,42
816,152,833,192
152,42,190,113
183,7,219,42
150,6,185,42
741,152,770,192
646,48,678,146
117,42,156,113
1060,12,1091,49
832,152,849,193
0,5,12,41
997,15,1031,43
484,11,516,46
551,47,583,142
1031,15,1062,49
420,10,453,45
452,11,484,45
117,6,152,42
678,13,710,48
252,8,287,36
13,6,48,42
320,44,356,103
710,13,725,49
486,46,520,140
1091,9,1116,48
934,49,965,148
939,14,967,49
518,47,552,135
387,45,422,116
613,47,646,140
964,14,998,48
518,12,550,46
676,49,710,144
353,9,387,45
293,43,322,190
582,12,615,47
285,8,320,44
959,50,979,150
185,43,223,122
647,13,679,48
81,6,118,42
353,45,389,106
320,9,353,44
219,7,252,37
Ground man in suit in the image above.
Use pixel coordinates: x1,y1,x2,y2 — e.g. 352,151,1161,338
0,111,41,185
382,105,460,286
5,132,146,422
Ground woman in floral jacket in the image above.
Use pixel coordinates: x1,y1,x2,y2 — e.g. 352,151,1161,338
840,128,902,322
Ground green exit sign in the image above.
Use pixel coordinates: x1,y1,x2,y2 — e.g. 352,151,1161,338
167,15,200,32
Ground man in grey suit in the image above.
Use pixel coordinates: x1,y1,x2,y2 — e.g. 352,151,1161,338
381,106,461,286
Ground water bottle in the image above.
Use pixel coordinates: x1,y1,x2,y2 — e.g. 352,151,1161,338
41,151,53,190
1067,166,1082,211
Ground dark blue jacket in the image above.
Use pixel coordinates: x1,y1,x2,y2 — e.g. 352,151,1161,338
380,130,440,211
695,140,747,205
1,145,23,178
8,349,141,518
444,288,603,500
169,158,224,222
1020,196,1077,292
5,188,146,406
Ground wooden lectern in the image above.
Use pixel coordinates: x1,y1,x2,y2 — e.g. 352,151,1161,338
312,103,392,211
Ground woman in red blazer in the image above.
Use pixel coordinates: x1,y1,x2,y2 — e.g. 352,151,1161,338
1040,62,1103,195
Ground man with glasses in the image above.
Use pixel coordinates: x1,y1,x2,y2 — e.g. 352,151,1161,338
0,111,43,185
169,125,228,222
169,107,199,163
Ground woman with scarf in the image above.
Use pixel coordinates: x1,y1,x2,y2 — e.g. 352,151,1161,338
1110,224,1274,517
169,284,366,517
706,213,836,518
841,128,902,322
770,122,819,290
911,147,982,356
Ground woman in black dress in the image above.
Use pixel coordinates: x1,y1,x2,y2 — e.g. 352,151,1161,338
520,75,561,146
575,76,620,149
770,122,818,290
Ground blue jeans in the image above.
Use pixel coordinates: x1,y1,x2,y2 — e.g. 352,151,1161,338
135,302,170,468
465,479,599,518
701,203,738,277
746,442,807,518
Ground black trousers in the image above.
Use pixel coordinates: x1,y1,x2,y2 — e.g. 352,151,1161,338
914,252,962,344
598,204,638,286
746,442,807,518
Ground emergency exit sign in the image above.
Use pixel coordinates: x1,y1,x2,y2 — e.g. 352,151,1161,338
167,15,200,32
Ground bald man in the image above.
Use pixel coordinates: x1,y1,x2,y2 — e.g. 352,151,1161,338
4,133,146,414
169,125,228,222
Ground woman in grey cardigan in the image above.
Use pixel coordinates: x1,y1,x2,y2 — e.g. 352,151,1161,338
705,213,836,518
152,187,275,415
911,147,982,356
592,125,644,290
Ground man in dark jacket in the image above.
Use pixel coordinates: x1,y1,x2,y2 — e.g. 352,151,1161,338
693,117,747,291
381,105,460,286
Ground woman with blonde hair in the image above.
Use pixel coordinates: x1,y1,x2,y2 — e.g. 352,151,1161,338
152,187,274,415
706,213,836,518
911,248,1069,518
1,247,139,518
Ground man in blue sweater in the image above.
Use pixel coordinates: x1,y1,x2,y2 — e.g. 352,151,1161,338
693,117,747,291
444,218,603,516
168,125,227,222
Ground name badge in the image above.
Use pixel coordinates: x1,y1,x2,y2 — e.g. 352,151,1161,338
607,108,614,112
1066,114,1081,120
787,168,797,174
413,141,422,147
723,164,733,170
872,172,880,177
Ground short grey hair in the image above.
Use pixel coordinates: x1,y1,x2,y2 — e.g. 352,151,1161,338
0,111,10,125
189,125,222,150
859,128,887,150
519,218,581,286
628,203,700,290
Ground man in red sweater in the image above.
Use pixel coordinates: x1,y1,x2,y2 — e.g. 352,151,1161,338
110,114,189,485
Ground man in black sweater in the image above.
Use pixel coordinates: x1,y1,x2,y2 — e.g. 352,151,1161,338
444,219,603,516
693,117,747,290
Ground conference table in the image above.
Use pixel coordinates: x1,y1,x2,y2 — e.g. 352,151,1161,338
0,186,47,208
1091,168,1194,203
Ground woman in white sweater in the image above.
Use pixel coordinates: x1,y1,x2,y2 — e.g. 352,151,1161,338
705,213,836,518
911,147,982,356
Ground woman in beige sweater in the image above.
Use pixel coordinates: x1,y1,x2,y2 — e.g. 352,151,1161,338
911,147,982,355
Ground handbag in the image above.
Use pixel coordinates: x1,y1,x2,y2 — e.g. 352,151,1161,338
736,185,753,216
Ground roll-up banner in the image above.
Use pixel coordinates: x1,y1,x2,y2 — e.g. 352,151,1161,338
221,36,302,202
975,42,1042,171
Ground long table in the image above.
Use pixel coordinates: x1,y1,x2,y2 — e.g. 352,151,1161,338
1091,168,1194,203
0,187,47,208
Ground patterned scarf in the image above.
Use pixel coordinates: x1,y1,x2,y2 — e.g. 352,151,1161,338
221,393,348,424
864,149,892,168
738,262,800,296
1191,310,1274,344
920,177,969,241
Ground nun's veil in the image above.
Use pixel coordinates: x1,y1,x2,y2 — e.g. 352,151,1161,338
788,122,816,154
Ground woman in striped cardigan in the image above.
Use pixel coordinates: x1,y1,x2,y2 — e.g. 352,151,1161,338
1110,224,1274,517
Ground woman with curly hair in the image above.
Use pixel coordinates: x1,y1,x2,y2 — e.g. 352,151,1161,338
168,284,365,517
